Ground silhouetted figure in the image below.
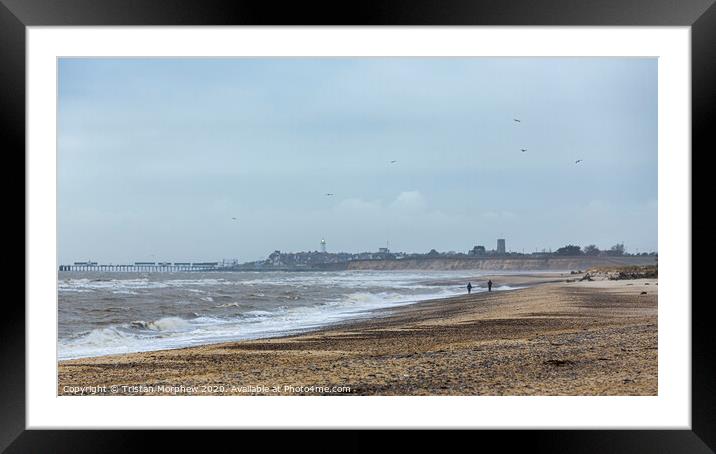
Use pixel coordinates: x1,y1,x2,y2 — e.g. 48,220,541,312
467,282,472,294
487,280,493,292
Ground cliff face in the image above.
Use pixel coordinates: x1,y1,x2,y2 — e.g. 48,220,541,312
344,256,656,271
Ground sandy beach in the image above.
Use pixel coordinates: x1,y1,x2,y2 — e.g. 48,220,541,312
58,274,657,396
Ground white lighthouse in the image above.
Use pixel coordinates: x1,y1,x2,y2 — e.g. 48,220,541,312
320,238,326,253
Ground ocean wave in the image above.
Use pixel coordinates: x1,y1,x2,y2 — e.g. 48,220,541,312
245,310,272,317
147,317,192,331
215,302,241,308
59,270,526,360
63,326,134,347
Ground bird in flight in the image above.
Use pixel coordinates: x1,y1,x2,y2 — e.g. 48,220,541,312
521,148,527,152
513,118,521,123
390,160,397,164
231,217,237,220
575,159,583,164
325,193,335,196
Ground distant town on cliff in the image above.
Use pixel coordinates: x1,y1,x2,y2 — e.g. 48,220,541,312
61,238,657,272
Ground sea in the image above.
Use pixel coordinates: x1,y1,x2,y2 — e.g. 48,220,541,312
58,270,519,360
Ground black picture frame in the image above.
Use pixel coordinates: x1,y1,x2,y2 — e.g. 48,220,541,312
3,0,707,451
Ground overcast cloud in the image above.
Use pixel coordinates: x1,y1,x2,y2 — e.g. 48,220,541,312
58,58,657,263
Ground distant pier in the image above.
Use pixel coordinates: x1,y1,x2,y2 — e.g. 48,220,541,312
59,262,222,272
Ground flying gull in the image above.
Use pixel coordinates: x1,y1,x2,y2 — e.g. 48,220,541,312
575,159,583,164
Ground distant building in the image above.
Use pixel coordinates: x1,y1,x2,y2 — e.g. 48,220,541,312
497,239,506,255
469,245,486,256
268,250,282,266
378,247,389,253
320,238,327,253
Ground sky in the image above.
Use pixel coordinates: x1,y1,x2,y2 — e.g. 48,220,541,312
58,58,657,263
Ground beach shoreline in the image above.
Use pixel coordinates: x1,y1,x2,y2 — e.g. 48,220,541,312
58,274,657,396
57,272,566,361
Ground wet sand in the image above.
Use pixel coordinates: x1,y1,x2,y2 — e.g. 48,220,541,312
58,276,657,396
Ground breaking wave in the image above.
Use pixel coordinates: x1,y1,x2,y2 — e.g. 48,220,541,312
58,270,528,360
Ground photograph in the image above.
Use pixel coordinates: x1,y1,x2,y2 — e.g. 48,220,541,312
56,57,659,397
4,0,708,447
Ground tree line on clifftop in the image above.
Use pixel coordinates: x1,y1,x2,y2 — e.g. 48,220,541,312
554,243,656,257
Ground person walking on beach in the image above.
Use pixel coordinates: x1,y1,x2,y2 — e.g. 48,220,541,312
487,280,493,292
467,282,472,294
